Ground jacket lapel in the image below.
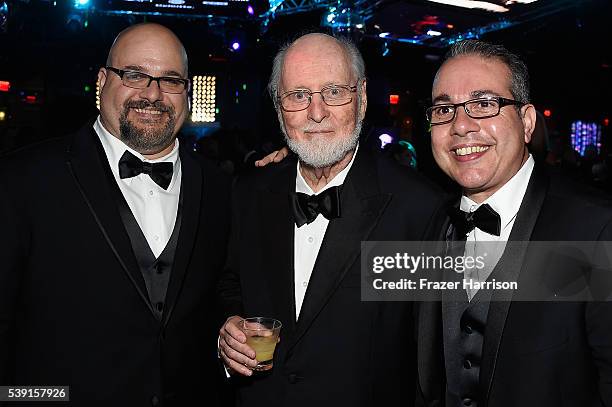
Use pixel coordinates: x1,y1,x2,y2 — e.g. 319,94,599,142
417,300,445,406
417,215,452,406
65,123,154,316
257,160,298,336
287,149,391,352
480,166,548,405
162,147,202,326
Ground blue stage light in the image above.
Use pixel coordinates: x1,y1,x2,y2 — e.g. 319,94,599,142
73,0,91,9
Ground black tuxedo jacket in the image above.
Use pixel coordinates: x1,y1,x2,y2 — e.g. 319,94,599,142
0,123,231,406
218,148,447,407
416,165,612,407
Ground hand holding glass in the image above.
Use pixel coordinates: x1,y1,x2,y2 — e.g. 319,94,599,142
240,317,282,371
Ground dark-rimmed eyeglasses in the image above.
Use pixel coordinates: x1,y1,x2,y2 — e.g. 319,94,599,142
105,67,190,94
278,84,358,112
426,96,525,125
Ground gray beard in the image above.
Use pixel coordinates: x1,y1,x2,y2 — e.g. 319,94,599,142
283,119,362,168
118,103,176,154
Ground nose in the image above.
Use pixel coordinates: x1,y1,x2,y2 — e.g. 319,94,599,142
450,105,480,137
306,93,330,123
138,79,163,103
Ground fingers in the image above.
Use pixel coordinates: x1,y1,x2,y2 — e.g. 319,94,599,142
255,151,277,167
223,316,247,343
254,147,289,167
273,147,289,162
254,156,271,167
219,316,258,376
219,337,256,376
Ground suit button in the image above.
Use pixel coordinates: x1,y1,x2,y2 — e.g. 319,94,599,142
463,359,472,369
288,373,298,384
156,302,164,312
151,395,160,406
463,398,473,406
155,263,164,274
464,324,473,334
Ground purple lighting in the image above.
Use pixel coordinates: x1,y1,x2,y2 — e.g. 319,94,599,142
247,4,254,15
379,133,393,149
231,42,240,51
571,120,602,156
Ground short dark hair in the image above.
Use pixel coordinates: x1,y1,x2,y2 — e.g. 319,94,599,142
441,39,530,103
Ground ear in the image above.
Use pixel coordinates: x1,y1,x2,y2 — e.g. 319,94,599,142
358,78,367,120
97,68,108,91
520,103,536,144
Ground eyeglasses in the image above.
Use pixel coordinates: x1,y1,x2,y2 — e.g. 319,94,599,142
105,67,190,94
426,96,525,125
278,84,358,112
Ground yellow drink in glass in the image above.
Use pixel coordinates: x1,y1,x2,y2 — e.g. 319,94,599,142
241,317,282,371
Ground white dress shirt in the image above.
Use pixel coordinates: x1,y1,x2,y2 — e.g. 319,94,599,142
293,146,358,320
460,155,534,300
94,117,182,258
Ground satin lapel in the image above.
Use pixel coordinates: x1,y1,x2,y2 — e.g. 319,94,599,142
480,167,548,406
288,150,391,352
417,214,454,405
65,124,154,315
418,299,445,406
257,161,298,335
163,147,202,326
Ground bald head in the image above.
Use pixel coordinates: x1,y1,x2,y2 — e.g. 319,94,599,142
106,23,188,76
267,32,365,102
285,33,350,69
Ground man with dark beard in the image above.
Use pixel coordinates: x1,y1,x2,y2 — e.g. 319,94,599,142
0,23,230,406
217,33,446,407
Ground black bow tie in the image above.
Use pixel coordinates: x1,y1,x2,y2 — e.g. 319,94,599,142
118,150,173,190
449,203,501,237
291,186,342,227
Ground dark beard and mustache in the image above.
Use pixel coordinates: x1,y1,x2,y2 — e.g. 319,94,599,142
119,100,177,155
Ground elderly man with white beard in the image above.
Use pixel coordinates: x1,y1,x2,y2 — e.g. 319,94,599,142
216,33,446,407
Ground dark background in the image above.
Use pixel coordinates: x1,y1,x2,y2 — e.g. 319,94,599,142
0,0,610,187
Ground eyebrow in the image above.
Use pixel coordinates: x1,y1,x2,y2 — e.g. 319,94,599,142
470,89,503,99
432,89,504,105
122,65,184,78
284,81,348,92
432,94,451,105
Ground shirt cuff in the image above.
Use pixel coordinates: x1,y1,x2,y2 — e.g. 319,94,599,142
218,335,231,378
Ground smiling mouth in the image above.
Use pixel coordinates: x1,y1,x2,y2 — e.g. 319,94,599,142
453,145,489,156
133,108,163,115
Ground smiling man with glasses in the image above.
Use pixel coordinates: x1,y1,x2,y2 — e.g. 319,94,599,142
97,28,191,159
417,39,612,407
0,23,231,406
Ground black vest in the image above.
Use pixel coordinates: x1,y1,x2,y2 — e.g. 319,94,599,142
114,189,182,320
443,288,491,407
442,229,492,407
98,141,182,321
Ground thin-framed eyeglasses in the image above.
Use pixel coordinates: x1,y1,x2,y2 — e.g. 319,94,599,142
278,84,359,112
105,66,190,94
426,96,525,126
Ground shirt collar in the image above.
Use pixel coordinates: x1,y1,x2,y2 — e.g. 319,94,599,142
93,116,180,181
295,143,359,195
460,154,535,231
